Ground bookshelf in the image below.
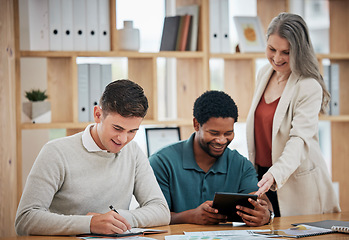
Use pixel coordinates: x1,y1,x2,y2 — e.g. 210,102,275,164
12,0,349,217
327,0,349,213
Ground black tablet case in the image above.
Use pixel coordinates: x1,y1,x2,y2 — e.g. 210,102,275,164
212,192,258,222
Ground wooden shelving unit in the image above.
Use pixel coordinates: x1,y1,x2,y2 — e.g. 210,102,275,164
13,0,349,213
20,50,206,58
327,0,349,213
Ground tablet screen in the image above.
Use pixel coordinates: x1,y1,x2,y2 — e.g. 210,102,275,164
212,192,258,222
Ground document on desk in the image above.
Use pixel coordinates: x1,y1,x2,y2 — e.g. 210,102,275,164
184,230,251,236
80,237,157,240
183,230,280,238
167,234,279,240
79,228,167,238
253,225,334,238
184,229,270,236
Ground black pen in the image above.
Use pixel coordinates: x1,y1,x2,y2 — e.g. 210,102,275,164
109,205,131,233
109,205,119,214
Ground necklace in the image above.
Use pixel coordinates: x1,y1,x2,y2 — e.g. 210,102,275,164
272,71,290,84
277,78,287,84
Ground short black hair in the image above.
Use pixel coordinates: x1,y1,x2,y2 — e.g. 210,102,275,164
100,79,148,118
193,90,238,125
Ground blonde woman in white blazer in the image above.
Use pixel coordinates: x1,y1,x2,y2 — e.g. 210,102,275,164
246,12,341,217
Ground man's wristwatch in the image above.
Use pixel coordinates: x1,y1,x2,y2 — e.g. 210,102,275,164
268,210,275,225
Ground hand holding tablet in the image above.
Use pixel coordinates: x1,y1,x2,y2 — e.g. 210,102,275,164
212,192,258,222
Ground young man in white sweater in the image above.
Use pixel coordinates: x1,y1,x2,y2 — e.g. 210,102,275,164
15,79,170,236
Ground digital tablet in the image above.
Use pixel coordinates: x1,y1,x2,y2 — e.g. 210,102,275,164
212,192,258,222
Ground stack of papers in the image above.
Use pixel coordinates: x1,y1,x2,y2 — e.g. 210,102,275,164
165,229,283,240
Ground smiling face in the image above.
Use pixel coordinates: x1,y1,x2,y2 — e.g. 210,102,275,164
91,106,143,153
266,34,291,75
194,117,235,158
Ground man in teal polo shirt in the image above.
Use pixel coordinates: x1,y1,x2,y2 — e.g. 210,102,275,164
149,90,273,226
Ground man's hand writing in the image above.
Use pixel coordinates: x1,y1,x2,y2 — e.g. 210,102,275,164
89,211,131,235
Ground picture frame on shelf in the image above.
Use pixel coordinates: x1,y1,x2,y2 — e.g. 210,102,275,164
233,16,266,53
145,127,181,157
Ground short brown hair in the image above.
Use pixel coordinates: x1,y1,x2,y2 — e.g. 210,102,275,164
100,79,148,118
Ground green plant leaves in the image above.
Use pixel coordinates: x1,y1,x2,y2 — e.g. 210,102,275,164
25,89,48,102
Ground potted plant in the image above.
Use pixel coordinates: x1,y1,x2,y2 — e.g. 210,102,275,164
22,89,51,123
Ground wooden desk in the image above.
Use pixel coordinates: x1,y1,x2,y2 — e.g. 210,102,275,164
2,212,349,240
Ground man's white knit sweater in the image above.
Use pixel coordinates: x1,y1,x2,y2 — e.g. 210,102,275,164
15,125,170,235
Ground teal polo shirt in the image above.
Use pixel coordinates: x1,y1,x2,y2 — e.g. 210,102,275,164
149,133,258,213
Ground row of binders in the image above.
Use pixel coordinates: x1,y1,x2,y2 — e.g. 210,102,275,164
209,0,230,53
26,0,110,51
323,63,340,115
160,5,199,51
78,64,112,122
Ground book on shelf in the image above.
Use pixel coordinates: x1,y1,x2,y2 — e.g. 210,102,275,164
160,16,181,51
176,4,199,51
176,15,192,51
175,16,184,51
160,14,194,52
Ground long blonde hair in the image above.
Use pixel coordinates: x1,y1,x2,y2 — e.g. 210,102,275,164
267,12,330,114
